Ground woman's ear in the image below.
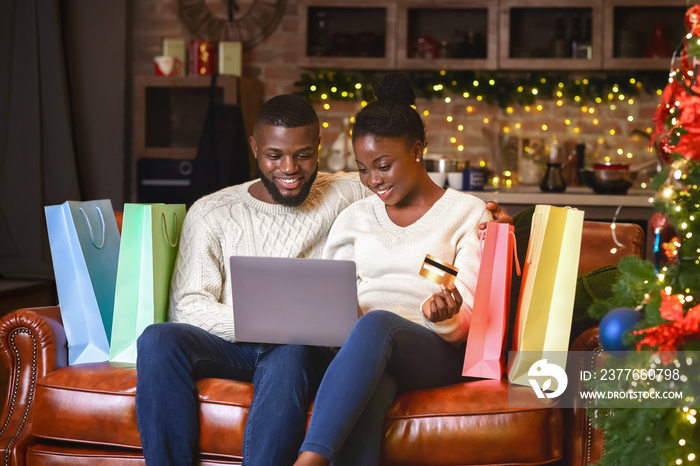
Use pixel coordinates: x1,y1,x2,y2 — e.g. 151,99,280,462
413,140,424,162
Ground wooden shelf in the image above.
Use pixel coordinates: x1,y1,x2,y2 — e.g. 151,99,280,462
131,75,262,202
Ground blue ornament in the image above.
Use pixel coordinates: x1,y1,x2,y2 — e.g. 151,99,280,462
598,307,641,352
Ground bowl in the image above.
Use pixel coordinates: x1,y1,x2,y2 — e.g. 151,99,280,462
579,167,637,195
423,158,468,173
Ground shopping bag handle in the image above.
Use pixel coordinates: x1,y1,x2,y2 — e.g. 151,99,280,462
79,207,106,249
526,211,543,264
478,227,521,275
510,230,521,276
162,212,180,247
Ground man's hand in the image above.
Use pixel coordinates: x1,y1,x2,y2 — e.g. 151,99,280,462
480,201,512,230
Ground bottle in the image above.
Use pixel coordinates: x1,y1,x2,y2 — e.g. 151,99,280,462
344,118,356,171
570,14,581,58
327,121,348,172
540,137,566,192
643,22,673,58
553,15,567,58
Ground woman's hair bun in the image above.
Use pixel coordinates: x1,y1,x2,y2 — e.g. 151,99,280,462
374,73,416,107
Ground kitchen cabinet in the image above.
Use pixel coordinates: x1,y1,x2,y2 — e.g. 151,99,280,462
603,0,687,70
297,0,397,69
297,0,687,71
498,0,602,70
396,1,498,70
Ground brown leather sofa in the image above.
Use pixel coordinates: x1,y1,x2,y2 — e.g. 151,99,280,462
0,219,645,465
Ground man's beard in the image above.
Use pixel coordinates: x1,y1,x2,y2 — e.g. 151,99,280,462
258,166,318,207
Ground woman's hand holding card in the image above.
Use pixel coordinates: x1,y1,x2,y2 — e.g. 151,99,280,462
422,284,463,322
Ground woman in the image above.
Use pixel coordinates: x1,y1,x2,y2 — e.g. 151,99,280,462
294,73,491,466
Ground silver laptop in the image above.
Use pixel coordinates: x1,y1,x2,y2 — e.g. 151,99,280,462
230,256,359,347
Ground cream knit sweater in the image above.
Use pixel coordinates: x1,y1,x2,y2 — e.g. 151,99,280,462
323,189,491,343
169,172,368,342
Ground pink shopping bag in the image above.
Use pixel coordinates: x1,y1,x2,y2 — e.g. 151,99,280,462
462,222,519,379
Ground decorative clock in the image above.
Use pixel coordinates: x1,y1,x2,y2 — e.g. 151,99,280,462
177,0,287,50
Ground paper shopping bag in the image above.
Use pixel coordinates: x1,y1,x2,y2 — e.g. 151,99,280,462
463,222,520,379
110,204,186,363
507,205,584,387
45,200,120,365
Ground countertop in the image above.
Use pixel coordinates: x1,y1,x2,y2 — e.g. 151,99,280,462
463,185,655,208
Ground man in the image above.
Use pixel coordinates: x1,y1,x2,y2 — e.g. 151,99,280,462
135,94,509,465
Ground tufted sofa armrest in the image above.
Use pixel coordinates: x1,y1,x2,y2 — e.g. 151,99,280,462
0,307,67,466
565,327,605,466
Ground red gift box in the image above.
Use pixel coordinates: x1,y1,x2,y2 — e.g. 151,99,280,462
190,40,217,76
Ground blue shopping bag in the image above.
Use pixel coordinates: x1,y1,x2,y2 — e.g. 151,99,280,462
45,200,120,365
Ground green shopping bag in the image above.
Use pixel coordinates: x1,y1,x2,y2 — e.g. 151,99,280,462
110,204,186,363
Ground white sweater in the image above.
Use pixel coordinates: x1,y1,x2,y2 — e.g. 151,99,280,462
323,189,491,343
169,172,368,342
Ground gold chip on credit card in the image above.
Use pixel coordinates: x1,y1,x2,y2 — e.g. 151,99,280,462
419,254,459,285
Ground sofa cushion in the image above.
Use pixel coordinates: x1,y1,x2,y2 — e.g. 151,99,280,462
32,363,563,465
32,362,252,461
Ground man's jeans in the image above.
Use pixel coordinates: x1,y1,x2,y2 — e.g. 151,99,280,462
135,322,332,466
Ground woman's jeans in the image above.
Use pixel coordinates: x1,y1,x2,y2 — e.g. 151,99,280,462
300,310,466,465
135,322,332,466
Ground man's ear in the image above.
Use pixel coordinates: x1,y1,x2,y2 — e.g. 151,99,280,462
249,136,258,159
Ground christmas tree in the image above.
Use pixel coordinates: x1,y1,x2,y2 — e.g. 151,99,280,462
586,6,700,465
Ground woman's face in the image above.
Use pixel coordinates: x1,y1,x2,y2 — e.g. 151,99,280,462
354,134,423,206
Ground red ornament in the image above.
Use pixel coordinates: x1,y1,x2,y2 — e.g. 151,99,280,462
649,212,668,230
632,292,700,362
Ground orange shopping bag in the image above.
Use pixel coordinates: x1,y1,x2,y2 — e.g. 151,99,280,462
462,222,520,379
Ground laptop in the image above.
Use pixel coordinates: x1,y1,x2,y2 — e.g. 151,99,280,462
230,256,359,347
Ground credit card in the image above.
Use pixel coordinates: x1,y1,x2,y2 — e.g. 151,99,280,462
419,254,459,285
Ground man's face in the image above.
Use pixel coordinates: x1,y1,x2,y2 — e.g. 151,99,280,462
250,124,320,206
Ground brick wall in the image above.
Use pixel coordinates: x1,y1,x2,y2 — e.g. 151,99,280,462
132,0,661,178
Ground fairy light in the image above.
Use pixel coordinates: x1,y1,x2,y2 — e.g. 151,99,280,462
515,123,522,129
589,107,595,114
476,95,483,101
532,88,538,95
322,122,329,128
473,80,480,87
536,104,543,111
423,110,429,116
506,106,514,114
450,137,457,143
446,116,453,122
355,83,361,89
458,145,464,151
466,106,474,113
610,129,616,135
458,124,464,131
323,103,330,110
310,85,317,91
321,93,328,100
463,92,470,98
542,124,548,131
565,119,571,125
628,116,634,121
445,97,451,103
330,87,337,93
483,118,490,124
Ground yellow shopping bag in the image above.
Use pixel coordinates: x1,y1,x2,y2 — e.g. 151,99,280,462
507,205,584,387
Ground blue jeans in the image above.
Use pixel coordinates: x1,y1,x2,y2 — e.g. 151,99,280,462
300,310,466,465
135,322,332,466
